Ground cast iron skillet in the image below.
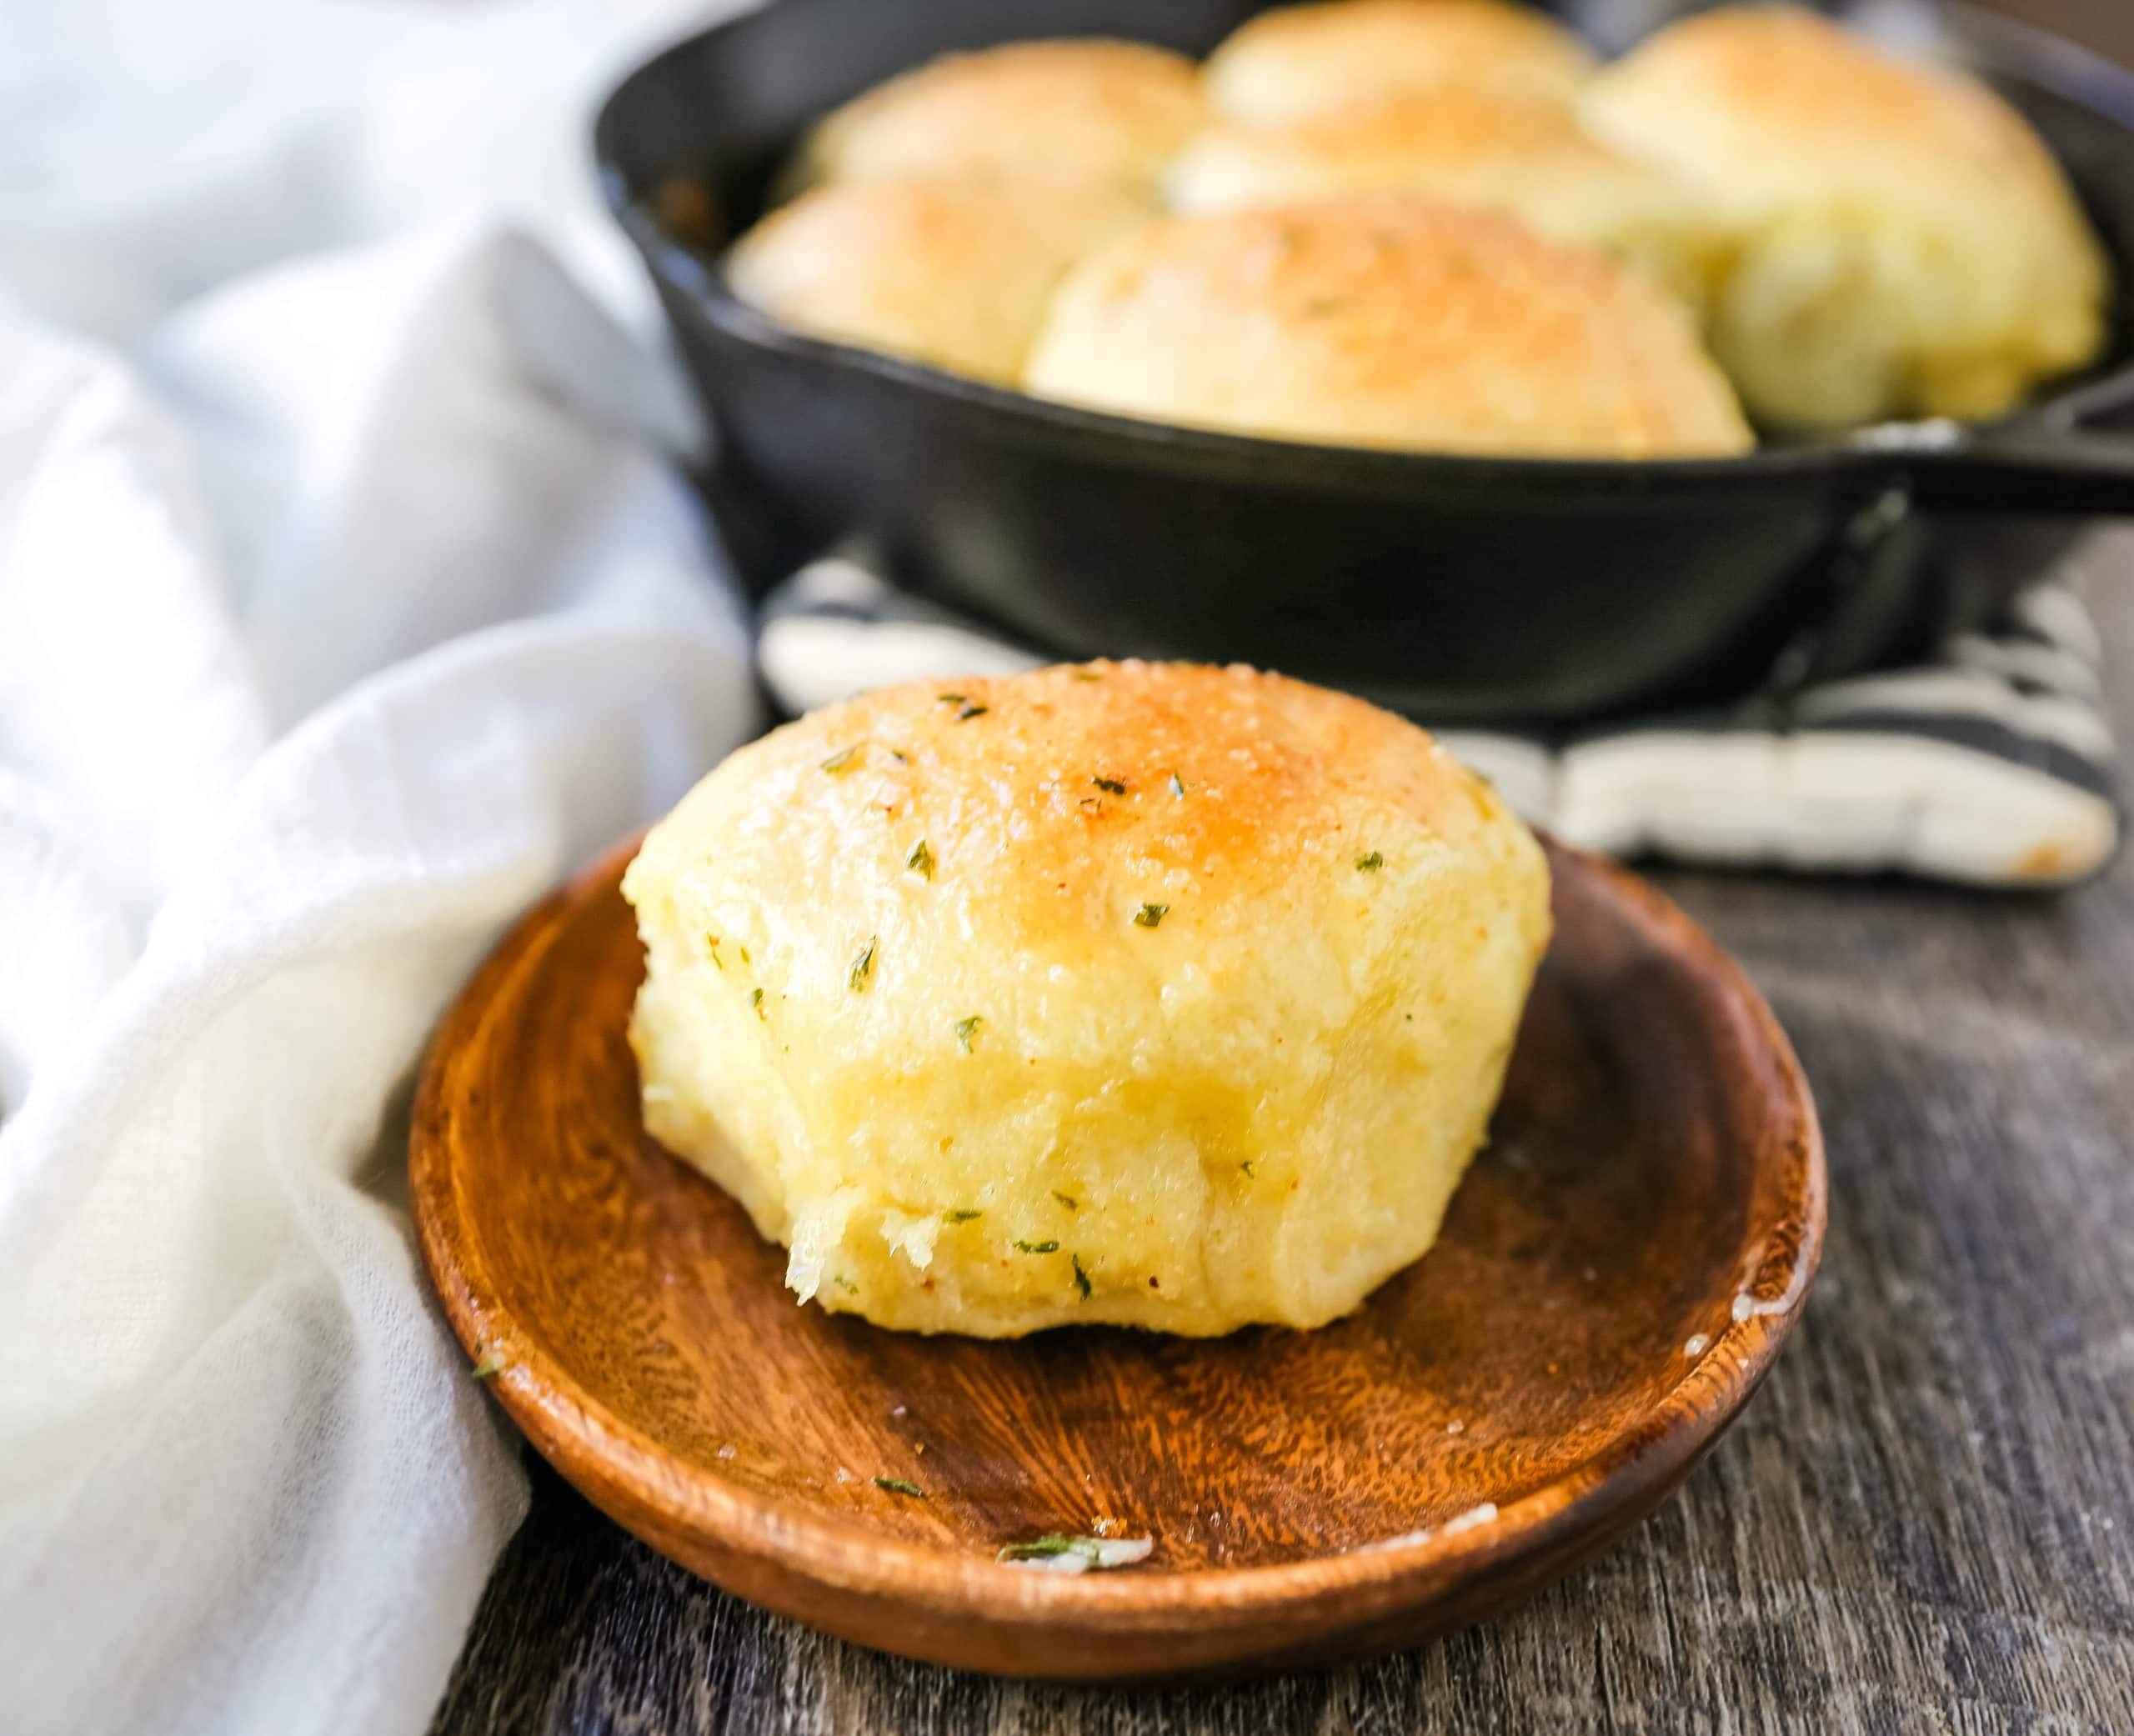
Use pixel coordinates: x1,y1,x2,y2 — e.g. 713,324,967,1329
596,0,2134,724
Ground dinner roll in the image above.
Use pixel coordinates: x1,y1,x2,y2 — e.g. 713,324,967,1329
1022,200,1753,457
1166,91,1721,310
624,661,1552,1338
726,181,1144,383
1582,5,2110,428
1204,0,1595,123
788,39,1205,195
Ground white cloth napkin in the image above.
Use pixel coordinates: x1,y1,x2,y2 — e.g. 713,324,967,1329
0,4,759,1733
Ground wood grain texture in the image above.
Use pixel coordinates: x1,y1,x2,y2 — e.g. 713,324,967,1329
411,839,1821,1679
429,550,2134,1733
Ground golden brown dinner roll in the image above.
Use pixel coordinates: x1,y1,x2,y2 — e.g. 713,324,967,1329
1581,5,2110,428
1204,0,1595,123
725,180,1144,383
1166,90,1721,309
1022,199,1753,457
624,661,1552,1338
787,38,1205,195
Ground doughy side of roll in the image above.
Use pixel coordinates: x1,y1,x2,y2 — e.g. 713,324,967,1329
1582,4,2110,428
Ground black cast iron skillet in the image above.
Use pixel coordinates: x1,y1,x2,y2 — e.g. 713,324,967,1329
596,0,2134,725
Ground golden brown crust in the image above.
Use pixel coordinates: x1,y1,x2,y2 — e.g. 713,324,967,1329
698,662,1510,938
623,661,1553,1336
1023,199,1751,457
790,38,1205,194
726,181,1145,383
1581,5,2110,425
1205,0,1596,123
1165,91,1721,308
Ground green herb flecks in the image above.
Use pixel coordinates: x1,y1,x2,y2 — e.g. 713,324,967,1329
1133,903,1169,929
907,838,935,879
944,1208,984,1223
834,1276,858,1294
1240,1161,1256,1178
874,1477,925,1498
954,1014,984,1053
997,1533,1153,1571
1072,1255,1092,1301
1052,1192,1078,1211
821,743,863,773
849,935,878,992
955,702,988,722
739,946,751,964
1091,776,1126,795
1356,851,1384,873
706,936,724,970
938,692,965,705
470,1349,504,1381
1014,1239,1060,1255
1167,772,1186,799
751,987,765,1018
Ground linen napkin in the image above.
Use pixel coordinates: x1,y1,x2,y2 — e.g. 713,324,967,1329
0,3,762,1733
760,550,2121,887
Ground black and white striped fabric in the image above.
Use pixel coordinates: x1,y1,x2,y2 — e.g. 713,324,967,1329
757,549,2119,888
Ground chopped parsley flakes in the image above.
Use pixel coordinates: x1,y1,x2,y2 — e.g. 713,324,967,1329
1014,1239,1060,1254
1133,903,1169,928
848,935,877,991
1091,776,1126,795
873,1477,924,1498
820,743,862,773
1356,851,1384,873
1072,1254,1091,1301
954,1014,984,1052
907,838,934,879
996,1533,1153,1572
944,1208,984,1223
1052,1192,1078,1210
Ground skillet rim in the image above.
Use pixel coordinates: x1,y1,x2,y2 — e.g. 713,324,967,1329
592,0,2134,496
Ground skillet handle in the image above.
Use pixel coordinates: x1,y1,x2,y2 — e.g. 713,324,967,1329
1894,367,2134,517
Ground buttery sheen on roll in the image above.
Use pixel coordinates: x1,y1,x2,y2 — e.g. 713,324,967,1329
1023,200,1752,457
1166,91,1720,311
786,38,1204,194
1204,0,1595,122
624,662,1552,1338
726,182,1145,384
1582,5,2110,428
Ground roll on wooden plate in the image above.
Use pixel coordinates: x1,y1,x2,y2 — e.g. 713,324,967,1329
1582,4,2111,428
1022,199,1752,457
623,662,1553,1338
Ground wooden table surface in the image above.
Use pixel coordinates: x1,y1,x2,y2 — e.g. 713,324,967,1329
430,559,2134,1734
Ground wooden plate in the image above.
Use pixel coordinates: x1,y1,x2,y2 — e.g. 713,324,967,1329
411,836,1822,1681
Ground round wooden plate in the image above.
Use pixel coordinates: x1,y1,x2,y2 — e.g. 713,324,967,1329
411,835,1822,1681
